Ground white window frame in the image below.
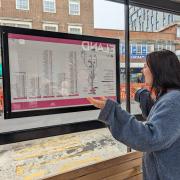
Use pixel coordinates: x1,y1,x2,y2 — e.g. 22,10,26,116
69,0,80,16
130,44,136,54
43,0,56,13
43,23,58,32
157,44,164,50
166,44,172,51
147,44,154,53
177,27,180,38
68,25,82,35
0,20,32,28
16,0,29,10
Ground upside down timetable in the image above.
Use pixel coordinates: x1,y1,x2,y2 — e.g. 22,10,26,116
8,34,117,112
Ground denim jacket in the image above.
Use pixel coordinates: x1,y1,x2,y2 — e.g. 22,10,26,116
134,88,154,119
98,90,180,180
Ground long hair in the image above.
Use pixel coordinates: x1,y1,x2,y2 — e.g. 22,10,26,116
146,49,180,97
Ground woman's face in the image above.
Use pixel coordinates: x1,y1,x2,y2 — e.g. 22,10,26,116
142,63,153,86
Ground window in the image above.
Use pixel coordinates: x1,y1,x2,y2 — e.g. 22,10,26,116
139,22,141,31
0,20,32,28
168,14,171,24
142,22,144,31
131,44,136,54
68,25,82,34
147,16,149,30
163,17,166,26
156,21,159,30
151,16,153,24
166,44,172,51
147,9,149,16
43,0,56,13
136,44,142,54
177,27,180,38
133,19,136,31
147,44,154,53
158,44,164,50
142,44,147,54
143,9,146,20
16,0,29,10
152,24,154,31
69,0,80,15
43,24,58,32
156,11,158,21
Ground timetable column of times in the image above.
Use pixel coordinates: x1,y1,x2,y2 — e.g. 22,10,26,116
42,49,54,98
13,50,80,100
69,51,78,96
27,49,54,99
13,72,27,99
41,50,79,98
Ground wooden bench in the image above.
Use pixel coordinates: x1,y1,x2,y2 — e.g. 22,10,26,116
46,151,143,180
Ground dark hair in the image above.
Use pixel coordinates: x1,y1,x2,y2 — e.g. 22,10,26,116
146,49,180,97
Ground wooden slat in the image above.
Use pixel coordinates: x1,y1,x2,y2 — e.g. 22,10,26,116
74,158,142,180
45,152,143,180
126,173,143,180
102,168,141,180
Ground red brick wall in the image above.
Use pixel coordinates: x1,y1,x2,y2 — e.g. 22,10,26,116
0,0,94,34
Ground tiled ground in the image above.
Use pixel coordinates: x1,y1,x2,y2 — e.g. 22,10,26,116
0,128,127,180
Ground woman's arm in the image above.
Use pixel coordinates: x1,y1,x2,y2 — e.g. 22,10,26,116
98,99,180,153
134,88,155,119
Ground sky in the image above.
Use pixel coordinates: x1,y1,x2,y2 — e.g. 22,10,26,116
94,0,125,30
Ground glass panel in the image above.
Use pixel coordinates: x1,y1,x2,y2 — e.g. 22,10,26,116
16,0,29,10
0,0,125,134
94,1,125,110
129,5,180,115
69,0,80,15
43,0,56,13
68,26,82,34
43,24,58,31
0,20,31,28
177,26,180,37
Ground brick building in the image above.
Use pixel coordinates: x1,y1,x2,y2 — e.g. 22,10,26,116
94,23,180,83
0,0,180,83
0,0,94,35
95,24,180,62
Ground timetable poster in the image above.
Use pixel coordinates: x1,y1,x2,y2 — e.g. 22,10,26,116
8,34,117,112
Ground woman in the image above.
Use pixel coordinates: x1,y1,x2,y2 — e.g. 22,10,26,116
87,50,180,180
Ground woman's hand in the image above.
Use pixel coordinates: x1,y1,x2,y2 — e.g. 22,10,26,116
87,96,107,109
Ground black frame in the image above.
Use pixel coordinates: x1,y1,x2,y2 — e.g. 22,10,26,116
109,0,180,15
0,120,105,145
0,26,120,119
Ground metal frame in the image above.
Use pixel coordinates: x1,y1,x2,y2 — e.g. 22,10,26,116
108,0,180,14
0,26,120,119
0,26,120,144
124,0,131,114
0,120,105,145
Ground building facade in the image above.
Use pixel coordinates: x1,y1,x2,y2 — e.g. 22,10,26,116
94,23,180,83
1,1,180,83
129,5,180,32
0,0,94,35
